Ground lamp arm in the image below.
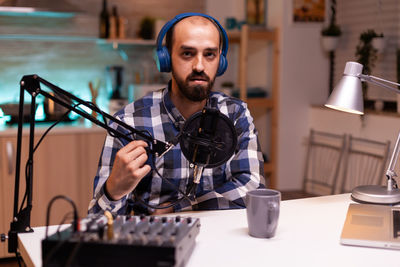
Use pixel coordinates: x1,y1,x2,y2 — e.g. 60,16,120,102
386,131,400,191
359,74,400,95
359,74,400,190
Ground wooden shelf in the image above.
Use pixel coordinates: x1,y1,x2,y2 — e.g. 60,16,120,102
246,98,274,109
0,34,97,42
96,38,155,46
264,162,274,173
229,25,279,189
0,35,156,47
228,29,277,43
0,7,76,18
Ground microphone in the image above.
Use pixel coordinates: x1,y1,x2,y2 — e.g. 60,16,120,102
148,106,237,200
179,107,237,190
180,107,237,168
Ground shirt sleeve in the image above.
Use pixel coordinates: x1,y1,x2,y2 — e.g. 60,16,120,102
88,132,129,215
174,102,265,212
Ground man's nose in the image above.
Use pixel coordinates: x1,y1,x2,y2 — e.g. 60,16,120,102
193,55,205,73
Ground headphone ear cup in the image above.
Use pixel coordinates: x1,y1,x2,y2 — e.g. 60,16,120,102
217,54,228,76
156,46,171,73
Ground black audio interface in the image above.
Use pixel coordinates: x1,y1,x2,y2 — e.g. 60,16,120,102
42,213,200,267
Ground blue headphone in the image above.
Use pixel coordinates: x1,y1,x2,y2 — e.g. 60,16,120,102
155,12,228,77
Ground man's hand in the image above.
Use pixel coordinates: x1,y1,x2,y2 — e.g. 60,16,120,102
105,140,151,200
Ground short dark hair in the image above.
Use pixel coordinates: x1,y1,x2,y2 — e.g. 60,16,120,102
165,16,223,54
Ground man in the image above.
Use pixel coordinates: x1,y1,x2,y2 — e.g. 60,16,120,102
88,13,265,215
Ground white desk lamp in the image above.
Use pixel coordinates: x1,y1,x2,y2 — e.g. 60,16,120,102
325,61,400,204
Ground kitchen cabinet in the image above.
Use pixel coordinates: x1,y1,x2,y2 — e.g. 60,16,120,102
0,127,105,258
0,136,20,258
228,25,280,188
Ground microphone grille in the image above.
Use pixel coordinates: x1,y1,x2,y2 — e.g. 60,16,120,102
344,61,363,76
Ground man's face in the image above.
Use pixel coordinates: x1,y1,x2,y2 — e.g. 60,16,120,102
170,17,220,102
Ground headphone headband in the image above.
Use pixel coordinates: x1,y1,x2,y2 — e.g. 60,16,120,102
155,12,228,76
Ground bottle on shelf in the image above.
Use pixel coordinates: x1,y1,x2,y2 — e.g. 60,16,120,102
109,5,119,39
99,0,110,39
108,66,128,115
118,15,127,39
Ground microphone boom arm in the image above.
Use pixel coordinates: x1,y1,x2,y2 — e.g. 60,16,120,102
34,75,172,154
7,74,173,253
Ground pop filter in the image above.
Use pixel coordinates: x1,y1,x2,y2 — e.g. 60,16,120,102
180,107,237,168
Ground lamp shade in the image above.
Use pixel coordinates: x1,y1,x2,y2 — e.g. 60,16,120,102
325,62,364,115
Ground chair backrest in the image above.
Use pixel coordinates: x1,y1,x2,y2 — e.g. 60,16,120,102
303,129,347,195
340,135,390,193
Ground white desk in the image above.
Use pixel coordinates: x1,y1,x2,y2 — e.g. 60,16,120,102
18,194,400,267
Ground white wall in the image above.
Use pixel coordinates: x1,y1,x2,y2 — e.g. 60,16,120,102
276,1,329,190
309,107,400,142
309,107,400,175
335,0,400,101
207,0,330,190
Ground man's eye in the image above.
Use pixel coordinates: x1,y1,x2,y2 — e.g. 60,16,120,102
182,51,193,57
205,52,216,58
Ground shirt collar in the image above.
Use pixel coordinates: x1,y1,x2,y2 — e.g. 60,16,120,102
162,81,186,130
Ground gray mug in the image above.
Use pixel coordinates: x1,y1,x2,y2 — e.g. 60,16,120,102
245,189,281,238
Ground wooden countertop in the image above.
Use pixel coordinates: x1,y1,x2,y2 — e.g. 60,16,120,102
0,120,105,137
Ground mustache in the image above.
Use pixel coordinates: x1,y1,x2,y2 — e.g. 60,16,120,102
187,71,210,82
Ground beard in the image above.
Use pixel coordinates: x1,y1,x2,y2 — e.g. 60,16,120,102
172,70,216,102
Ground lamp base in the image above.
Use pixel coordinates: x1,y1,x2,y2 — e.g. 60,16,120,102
351,185,400,205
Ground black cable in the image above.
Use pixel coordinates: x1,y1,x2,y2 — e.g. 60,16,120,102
42,197,79,265
18,162,29,213
45,195,79,239
56,211,74,238
42,209,80,267
18,103,81,214
152,158,194,201
132,155,196,211
15,251,23,267
43,210,74,267
33,103,80,153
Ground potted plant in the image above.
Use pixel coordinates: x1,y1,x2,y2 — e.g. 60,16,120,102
372,0,385,54
355,29,379,106
321,24,341,51
372,32,385,53
321,0,341,52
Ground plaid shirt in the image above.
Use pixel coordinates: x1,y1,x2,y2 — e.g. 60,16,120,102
88,83,265,215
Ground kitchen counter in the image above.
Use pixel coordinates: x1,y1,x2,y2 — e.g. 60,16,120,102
0,120,105,137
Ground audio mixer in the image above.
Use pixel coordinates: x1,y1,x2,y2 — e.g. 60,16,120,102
42,213,200,267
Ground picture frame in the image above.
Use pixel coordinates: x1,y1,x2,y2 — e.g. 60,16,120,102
246,0,267,27
292,0,325,23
